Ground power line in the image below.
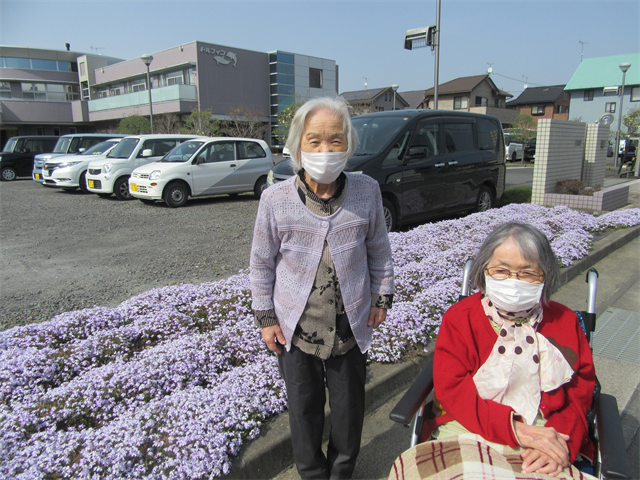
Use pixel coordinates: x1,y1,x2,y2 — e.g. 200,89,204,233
491,71,543,87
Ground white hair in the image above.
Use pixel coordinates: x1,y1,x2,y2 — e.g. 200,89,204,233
285,97,358,173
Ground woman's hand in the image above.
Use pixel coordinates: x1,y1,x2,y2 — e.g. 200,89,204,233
367,307,387,328
261,325,286,354
514,422,570,472
520,448,564,476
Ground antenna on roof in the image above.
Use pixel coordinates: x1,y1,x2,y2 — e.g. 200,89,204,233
486,62,494,75
522,74,529,89
90,46,105,55
579,40,588,62
363,77,368,89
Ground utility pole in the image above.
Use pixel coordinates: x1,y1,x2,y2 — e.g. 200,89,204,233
579,40,588,62
433,0,441,109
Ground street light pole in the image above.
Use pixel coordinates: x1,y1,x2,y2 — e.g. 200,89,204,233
392,84,399,111
434,0,441,109
141,54,154,134
615,62,631,170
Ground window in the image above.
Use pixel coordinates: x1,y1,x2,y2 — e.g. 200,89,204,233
631,86,640,102
81,81,89,99
110,87,121,97
477,118,499,152
584,90,594,101
475,96,488,107
494,98,504,108
131,79,147,92
309,68,322,89
80,61,86,76
0,82,10,99
532,105,546,115
97,89,109,99
237,141,266,159
556,105,563,114
66,85,80,101
22,83,46,101
53,128,60,136
203,142,235,163
46,84,66,102
444,123,475,153
3,57,31,69
69,127,77,134
605,102,616,113
36,127,44,135
140,139,178,157
166,71,184,86
453,96,468,109
31,59,58,71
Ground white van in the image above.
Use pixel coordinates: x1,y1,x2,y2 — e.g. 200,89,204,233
85,134,208,200
42,139,122,193
504,133,522,162
129,137,274,207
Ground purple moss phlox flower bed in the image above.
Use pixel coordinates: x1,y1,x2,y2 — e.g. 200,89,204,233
1,204,639,478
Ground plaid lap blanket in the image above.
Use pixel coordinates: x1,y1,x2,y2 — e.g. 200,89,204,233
388,434,596,480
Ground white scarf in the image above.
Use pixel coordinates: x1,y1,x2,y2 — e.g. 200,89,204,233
473,295,575,425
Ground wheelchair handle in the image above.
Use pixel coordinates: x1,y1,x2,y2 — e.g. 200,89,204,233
459,259,474,299
586,268,598,315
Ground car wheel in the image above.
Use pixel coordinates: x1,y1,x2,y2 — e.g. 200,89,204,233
114,177,133,200
382,198,396,233
254,175,268,198
474,186,494,213
511,152,517,162
164,182,188,208
1,167,17,181
79,171,89,194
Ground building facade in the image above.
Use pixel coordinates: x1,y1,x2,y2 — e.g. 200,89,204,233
1,42,339,148
505,85,570,121
565,53,639,127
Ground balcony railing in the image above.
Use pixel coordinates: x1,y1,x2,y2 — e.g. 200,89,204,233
88,84,197,112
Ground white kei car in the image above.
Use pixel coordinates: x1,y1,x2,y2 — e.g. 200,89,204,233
129,137,274,207
41,139,122,193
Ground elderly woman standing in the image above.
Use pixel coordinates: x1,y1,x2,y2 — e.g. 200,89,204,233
250,97,395,479
390,223,596,479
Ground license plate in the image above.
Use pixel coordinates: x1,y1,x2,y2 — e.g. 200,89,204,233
35,173,41,179
88,180,95,188
130,183,138,192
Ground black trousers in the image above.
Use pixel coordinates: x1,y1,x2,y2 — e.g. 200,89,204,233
278,344,367,480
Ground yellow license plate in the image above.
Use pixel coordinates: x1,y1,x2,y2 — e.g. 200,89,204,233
88,180,95,188
35,173,41,179
130,183,138,192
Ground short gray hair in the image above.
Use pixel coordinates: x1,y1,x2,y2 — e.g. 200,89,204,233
469,223,560,303
285,97,358,173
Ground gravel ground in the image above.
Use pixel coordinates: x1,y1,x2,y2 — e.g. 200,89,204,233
0,178,260,331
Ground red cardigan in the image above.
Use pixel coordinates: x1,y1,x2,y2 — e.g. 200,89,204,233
433,292,596,462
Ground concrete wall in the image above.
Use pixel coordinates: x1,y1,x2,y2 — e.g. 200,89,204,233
531,119,586,205
583,123,609,187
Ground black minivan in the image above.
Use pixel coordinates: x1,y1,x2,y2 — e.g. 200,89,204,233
268,110,506,231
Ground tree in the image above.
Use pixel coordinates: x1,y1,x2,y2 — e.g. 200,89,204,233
181,108,221,137
154,113,182,134
221,106,267,139
118,115,151,135
510,114,537,165
273,101,304,145
347,101,377,117
623,106,640,136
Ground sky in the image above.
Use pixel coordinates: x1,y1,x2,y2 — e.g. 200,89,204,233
1,0,639,100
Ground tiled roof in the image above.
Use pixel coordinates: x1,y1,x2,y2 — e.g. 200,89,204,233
423,74,511,98
506,85,566,106
340,87,410,107
398,90,427,109
564,53,640,90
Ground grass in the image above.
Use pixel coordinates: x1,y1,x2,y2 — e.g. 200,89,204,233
497,186,532,207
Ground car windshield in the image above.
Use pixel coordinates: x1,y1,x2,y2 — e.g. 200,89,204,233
107,138,140,159
80,140,119,156
53,137,72,153
352,115,411,155
2,138,19,152
160,140,207,162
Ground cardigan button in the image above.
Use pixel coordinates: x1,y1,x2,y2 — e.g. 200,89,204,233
321,221,329,228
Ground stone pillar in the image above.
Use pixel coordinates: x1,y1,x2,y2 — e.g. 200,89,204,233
582,123,609,187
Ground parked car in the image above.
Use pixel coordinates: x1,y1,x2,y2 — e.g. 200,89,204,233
129,137,274,207
268,110,506,231
282,146,291,158
86,134,209,200
0,136,59,181
41,139,122,193
523,137,536,162
504,132,522,162
33,134,128,183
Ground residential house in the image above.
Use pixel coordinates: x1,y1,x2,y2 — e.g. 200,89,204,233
398,89,427,109
564,53,640,126
341,87,410,114
506,85,570,121
423,74,518,125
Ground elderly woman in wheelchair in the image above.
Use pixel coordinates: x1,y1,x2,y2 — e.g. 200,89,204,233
391,222,598,479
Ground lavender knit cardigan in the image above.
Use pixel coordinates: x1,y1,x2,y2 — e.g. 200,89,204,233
250,173,395,353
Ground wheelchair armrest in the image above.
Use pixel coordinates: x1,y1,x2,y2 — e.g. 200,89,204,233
596,393,632,479
389,362,434,425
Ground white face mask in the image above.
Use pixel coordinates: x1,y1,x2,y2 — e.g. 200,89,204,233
484,275,544,312
300,151,349,184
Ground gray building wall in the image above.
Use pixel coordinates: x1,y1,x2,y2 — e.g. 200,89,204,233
567,85,640,124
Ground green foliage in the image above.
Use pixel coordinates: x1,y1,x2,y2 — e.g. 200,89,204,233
623,106,640,136
118,115,151,135
510,114,537,144
181,108,221,137
273,101,304,144
497,186,532,207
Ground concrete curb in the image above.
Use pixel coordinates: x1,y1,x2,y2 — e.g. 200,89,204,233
228,225,640,480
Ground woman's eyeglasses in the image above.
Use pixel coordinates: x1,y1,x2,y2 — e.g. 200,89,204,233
485,267,544,283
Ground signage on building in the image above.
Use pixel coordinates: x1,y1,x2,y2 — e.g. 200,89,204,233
200,47,237,68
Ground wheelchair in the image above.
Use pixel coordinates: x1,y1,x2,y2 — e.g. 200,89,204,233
389,260,632,479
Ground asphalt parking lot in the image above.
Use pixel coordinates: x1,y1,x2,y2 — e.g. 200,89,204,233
0,179,260,331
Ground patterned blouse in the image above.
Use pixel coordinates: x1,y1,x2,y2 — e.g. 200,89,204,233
254,171,393,360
